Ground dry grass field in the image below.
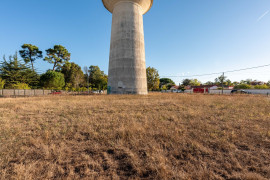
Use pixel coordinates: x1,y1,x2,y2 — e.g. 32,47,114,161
0,94,269,179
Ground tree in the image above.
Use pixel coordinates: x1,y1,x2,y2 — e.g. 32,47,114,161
44,45,71,71
88,65,108,90
182,79,201,86
146,66,160,91
182,79,191,86
190,79,201,86
267,81,270,87
61,62,84,89
225,79,232,86
19,44,42,71
160,78,175,89
40,70,65,89
0,52,37,88
233,81,240,86
204,81,214,85
240,79,252,85
215,75,227,86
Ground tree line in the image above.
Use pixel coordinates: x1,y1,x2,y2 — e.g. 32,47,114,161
1,45,269,91
0,44,107,91
146,67,270,91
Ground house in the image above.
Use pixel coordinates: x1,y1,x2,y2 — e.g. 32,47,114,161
170,86,180,93
170,86,179,90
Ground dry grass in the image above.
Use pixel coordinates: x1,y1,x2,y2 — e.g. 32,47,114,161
0,93,269,179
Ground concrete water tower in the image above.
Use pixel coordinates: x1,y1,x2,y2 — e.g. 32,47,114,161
102,0,153,94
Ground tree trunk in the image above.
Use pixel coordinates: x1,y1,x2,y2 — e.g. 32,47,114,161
53,62,56,71
31,61,34,71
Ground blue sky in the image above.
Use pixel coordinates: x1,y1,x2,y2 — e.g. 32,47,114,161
0,0,269,84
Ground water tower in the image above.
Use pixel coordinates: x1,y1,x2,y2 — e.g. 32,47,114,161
102,0,153,94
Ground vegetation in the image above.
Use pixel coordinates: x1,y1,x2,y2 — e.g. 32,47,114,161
40,70,65,89
44,45,71,71
0,52,38,88
234,84,252,89
89,65,108,90
0,94,269,179
0,78,5,89
182,78,201,86
146,66,160,91
19,44,43,71
0,45,269,91
159,78,175,90
10,82,31,89
254,84,269,89
0,45,109,91
61,62,84,89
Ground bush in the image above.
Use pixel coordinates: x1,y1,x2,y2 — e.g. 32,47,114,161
10,83,31,89
0,78,5,89
234,84,251,89
78,87,87,92
254,84,269,89
40,71,65,89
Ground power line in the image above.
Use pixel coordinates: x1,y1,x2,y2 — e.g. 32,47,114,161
161,64,270,78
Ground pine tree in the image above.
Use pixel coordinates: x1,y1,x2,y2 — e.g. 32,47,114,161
19,44,43,71
0,52,38,88
44,45,71,71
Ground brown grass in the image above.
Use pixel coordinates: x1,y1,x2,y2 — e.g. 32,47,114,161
0,93,269,179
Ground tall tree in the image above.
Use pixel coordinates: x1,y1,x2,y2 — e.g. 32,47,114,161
88,65,108,90
190,79,201,86
61,62,84,89
44,45,71,71
0,52,36,88
146,66,160,91
19,44,43,71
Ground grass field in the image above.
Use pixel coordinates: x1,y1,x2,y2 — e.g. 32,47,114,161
0,94,269,179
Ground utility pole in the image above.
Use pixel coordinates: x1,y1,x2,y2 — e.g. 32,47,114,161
222,72,224,95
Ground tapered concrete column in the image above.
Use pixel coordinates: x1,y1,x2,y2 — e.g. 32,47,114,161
102,0,153,94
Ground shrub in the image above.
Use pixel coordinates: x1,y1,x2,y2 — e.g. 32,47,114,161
234,84,251,89
10,83,31,89
0,78,5,89
254,84,269,89
40,71,65,89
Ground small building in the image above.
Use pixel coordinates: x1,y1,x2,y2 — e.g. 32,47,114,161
170,86,179,90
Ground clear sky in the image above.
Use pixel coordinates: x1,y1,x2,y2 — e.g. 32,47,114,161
0,0,270,84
